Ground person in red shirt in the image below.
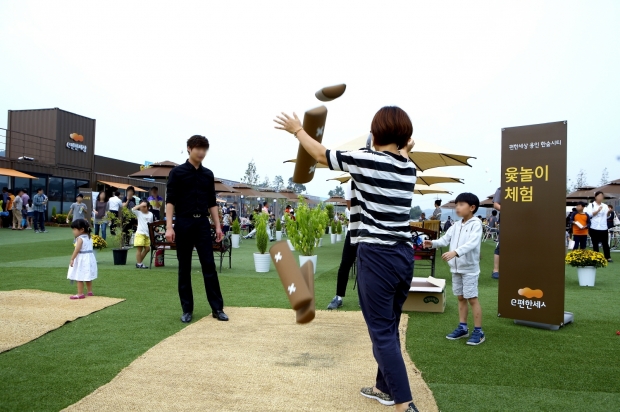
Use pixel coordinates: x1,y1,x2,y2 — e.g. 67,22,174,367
571,201,591,250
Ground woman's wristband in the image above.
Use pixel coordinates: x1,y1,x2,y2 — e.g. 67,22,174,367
293,127,303,137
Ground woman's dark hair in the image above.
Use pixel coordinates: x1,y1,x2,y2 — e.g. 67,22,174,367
455,192,480,213
434,199,442,207
98,192,106,201
71,218,92,238
187,135,210,153
594,191,604,198
370,106,413,149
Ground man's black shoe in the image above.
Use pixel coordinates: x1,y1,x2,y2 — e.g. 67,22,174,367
181,312,192,323
213,310,229,321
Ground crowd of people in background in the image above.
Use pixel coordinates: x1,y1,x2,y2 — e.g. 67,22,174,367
567,191,617,262
1,186,48,232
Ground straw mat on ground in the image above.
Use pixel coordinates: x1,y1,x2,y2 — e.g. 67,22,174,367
64,307,438,411
0,289,124,353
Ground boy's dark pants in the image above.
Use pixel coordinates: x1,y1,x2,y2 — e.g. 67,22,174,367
174,216,224,314
357,242,414,404
336,231,358,297
573,235,587,250
35,211,45,231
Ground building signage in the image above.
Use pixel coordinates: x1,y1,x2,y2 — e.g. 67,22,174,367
497,121,567,325
67,133,87,153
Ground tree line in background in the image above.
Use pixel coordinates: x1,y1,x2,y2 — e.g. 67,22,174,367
567,167,610,194
240,159,306,194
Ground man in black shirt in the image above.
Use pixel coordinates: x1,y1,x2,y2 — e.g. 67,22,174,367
166,135,228,323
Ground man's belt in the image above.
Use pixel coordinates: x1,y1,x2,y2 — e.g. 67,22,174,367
179,213,208,219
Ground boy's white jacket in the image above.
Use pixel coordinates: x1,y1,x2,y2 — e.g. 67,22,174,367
431,217,483,274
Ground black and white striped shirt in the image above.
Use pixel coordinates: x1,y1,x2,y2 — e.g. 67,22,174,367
326,149,416,245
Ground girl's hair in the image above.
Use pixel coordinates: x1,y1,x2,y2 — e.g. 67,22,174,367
98,192,107,201
70,219,92,238
28,199,32,206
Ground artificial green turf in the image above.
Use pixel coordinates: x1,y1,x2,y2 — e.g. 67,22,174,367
0,227,619,411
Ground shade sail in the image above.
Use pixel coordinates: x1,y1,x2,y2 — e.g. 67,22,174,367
0,168,38,179
327,169,463,186
325,196,346,204
214,179,239,194
98,180,147,192
413,184,452,195
232,184,262,198
128,168,173,179
257,191,289,199
440,200,457,209
286,134,475,171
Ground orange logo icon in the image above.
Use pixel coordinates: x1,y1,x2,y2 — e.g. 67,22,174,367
518,287,543,299
70,133,84,142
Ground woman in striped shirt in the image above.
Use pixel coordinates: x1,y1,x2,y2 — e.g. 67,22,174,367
275,107,418,412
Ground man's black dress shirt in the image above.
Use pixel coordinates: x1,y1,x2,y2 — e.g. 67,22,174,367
166,160,217,217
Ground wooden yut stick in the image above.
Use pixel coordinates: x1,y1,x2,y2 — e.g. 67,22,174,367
270,242,312,310
296,260,315,324
292,105,327,184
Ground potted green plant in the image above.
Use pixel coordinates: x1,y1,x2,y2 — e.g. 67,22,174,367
286,196,325,274
336,220,343,242
325,204,335,234
273,218,282,241
51,206,57,217
285,217,296,251
565,249,608,286
231,218,241,248
107,210,132,265
330,221,337,244
253,213,270,272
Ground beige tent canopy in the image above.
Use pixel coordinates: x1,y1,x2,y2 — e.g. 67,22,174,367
327,169,464,186
286,134,475,172
0,168,38,179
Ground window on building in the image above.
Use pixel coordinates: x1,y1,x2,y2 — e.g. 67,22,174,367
63,179,76,213
48,177,62,217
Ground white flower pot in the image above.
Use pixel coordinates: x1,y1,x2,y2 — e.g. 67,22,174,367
231,234,240,248
577,266,596,286
336,234,342,242
331,234,337,244
314,238,324,248
276,231,282,241
299,255,317,274
253,253,271,273
287,239,295,251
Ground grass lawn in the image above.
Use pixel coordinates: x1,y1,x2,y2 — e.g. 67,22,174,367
0,227,619,411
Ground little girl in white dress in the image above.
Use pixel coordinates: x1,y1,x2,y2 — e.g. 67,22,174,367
67,219,98,299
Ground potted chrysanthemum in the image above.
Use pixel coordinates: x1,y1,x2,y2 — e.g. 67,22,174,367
565,249,608,286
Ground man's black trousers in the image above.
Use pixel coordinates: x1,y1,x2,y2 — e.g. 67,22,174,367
175,217,224,314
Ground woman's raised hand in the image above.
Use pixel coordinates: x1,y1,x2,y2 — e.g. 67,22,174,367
274,112,302,135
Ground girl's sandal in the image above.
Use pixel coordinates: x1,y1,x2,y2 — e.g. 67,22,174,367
70,294,85,300
87,292,94,296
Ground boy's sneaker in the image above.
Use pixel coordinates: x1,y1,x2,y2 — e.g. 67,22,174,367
359,387,395,406
467,330,486,346
327,296,343,310
446,326,469,340
135,263,148,269
34,230,40,234
406,402,420,412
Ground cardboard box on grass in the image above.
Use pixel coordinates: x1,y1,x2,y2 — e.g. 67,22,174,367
402,277,446,313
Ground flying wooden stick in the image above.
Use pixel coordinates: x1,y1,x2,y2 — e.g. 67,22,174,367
296,260,315,324
315,84,346,102
270,242,312,311
292,105,327,184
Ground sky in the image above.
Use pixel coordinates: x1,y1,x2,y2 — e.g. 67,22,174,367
1,1,619,210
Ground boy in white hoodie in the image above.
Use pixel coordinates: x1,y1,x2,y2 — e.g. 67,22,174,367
424,193,484,345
